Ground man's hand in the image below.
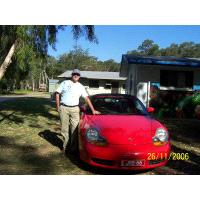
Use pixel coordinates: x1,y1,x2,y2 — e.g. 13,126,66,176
92,110,101,115
85,96,101,115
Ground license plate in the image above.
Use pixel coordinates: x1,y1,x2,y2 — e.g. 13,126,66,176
121,160,145,167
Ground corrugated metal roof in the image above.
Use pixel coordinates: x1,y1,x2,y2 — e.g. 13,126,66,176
49,79,59,83
58,70,126,80
122,54,200,67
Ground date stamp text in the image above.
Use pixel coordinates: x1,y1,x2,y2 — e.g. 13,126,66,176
147,152,189,161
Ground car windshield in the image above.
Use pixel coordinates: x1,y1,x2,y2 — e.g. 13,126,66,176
86,96,148,115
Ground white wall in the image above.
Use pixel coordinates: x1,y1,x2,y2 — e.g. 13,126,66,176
86,87,126,95
83,79,126,95
126,64,159,89
126,64,160,106
55,78,126,95
136,82,148,106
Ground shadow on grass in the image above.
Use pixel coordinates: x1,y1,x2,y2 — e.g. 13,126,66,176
161,119,200,146
155,118,200,174
0,135,57,175
165,145,200,175
38,130,63,151
0,97,59,126
0,111,24,124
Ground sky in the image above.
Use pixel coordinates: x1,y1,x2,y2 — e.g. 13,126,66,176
48,25,200,63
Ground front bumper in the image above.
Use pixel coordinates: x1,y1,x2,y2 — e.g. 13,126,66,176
79,141,170,170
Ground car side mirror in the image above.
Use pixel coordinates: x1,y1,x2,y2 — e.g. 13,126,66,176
79,105,86,112
147,107,155,113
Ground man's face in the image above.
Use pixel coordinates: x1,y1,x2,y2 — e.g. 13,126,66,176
71,73,80,82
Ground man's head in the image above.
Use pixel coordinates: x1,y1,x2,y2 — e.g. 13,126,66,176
71,69,81,83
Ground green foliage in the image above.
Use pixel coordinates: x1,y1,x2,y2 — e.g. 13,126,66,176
152,92,200,119
192,93,200,105
0,26,17,63
71,25,98,43
128,39,160,56
160,43,179,57
127,39,200,58
0,25,97,92
137,39,160,56
45,56,59,79
54,46,120,75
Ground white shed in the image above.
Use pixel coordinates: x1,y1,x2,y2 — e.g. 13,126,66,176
57,70,127,95
120,55,200,106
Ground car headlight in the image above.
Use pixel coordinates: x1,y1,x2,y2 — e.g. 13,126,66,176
153,128,169,146
86,128,107,146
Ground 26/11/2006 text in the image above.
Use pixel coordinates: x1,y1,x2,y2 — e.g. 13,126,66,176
147,152,189,160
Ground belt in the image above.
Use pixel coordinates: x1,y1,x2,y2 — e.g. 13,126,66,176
60,103,78,107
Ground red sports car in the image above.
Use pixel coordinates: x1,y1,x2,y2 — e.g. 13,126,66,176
78,94,170,170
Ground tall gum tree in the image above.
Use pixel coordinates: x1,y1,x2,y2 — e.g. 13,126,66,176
0,25,97,81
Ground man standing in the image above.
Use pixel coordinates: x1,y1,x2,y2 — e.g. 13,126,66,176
56,69,100,153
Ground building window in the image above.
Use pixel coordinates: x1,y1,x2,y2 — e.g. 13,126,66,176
111,82,119,93
160,70,193,89
104,81,111,89
89,80,99,88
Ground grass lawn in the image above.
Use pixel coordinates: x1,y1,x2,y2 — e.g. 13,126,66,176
0,90,50,96
0,95,200,175
0,96,91,175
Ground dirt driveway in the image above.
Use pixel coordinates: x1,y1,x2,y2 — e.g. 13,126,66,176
0,96,29,103
0,93,50,103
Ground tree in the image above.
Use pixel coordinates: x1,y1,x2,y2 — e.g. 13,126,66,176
56,46,98,72
137,39,160,56
102,59,120,71
45,56,58,79
160,42,200,58
0,25,97,81
28,56,46,91
179,42,197,57
160,43,179,57
127,39,160,56
55,46,120,74
127,39,200,58
127,50,141,55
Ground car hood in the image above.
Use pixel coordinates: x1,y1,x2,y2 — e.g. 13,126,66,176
83,115,155,145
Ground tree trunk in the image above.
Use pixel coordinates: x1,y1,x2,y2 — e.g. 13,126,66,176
25,80,29,90
32,78,35,91
31,75,35,91
0,41,17,80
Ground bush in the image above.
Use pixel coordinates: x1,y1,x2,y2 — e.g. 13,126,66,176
177,93,200,118
192,93,200,105
0,79,8,94
150,91,200,119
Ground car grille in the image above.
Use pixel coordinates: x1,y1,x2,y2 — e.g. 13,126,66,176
91,157,115,166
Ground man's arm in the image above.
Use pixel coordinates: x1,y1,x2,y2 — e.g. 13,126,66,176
85,96,101,115
56,92,60,112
